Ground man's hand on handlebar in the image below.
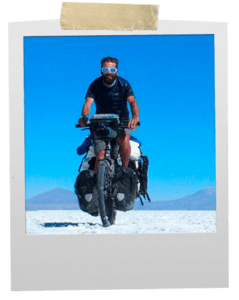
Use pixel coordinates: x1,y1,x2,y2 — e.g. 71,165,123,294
78,115,89,127
78,117,86,127
128,117,139,130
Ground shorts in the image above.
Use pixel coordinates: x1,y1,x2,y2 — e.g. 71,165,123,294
94,128,131,154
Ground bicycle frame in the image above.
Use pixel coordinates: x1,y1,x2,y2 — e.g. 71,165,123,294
79,115,123,227
76,113,141,227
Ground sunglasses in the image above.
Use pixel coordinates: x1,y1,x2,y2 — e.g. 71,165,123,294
101,67,117,74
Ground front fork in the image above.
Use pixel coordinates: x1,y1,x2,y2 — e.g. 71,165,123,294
97,158,116,227
97,140,118,227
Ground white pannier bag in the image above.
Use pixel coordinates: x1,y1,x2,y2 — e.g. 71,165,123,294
129,140,141,160
80,140,141,172
80,145,96,172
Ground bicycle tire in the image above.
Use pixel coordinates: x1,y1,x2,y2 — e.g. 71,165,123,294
106,197,117,225
97,160,110,227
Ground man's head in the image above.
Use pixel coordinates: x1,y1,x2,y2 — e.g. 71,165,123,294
101,57,119,84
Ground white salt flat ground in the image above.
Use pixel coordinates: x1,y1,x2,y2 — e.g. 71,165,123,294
26,210,216,234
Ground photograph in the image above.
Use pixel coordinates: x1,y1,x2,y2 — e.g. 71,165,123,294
24,34,216,234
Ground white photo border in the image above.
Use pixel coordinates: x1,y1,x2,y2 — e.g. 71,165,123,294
9,20,228,290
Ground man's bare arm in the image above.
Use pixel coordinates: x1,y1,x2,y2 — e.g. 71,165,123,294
127,95,139,130
78,97,94,126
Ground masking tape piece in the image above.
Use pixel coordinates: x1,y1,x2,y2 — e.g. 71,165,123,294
60,3,159,30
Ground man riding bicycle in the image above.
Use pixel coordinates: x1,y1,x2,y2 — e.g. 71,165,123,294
78,56,139,172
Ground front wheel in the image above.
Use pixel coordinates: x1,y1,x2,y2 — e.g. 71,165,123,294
97,160,111,227
106,197,117,225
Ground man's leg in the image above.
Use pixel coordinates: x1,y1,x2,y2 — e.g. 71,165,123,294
117,130,131,167
94,139,106,173
94,149,105,173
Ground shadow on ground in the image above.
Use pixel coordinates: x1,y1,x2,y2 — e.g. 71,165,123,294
42,222,99,227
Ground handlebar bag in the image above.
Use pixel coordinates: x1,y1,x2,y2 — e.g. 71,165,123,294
74,170,99,216
113,167,138,211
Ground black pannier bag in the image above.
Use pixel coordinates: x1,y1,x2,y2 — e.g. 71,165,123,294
139,155,149,196
113,167,138,212
74,170,99,216
128,154,151,203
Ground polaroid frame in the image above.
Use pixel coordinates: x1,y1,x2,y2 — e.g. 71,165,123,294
9,20,228,290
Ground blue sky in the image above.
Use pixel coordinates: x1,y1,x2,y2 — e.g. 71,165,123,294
24,34,215,200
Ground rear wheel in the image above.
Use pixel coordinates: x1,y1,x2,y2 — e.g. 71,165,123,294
97,160,111,227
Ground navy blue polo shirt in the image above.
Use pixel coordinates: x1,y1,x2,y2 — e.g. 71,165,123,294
85,76,135,124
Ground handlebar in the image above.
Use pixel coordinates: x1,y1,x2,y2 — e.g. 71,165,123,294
75,124,89,128
75,121,140,129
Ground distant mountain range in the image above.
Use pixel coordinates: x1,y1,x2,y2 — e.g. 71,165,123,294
26,187,216,211
26,187,79,211
134,187,216,210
